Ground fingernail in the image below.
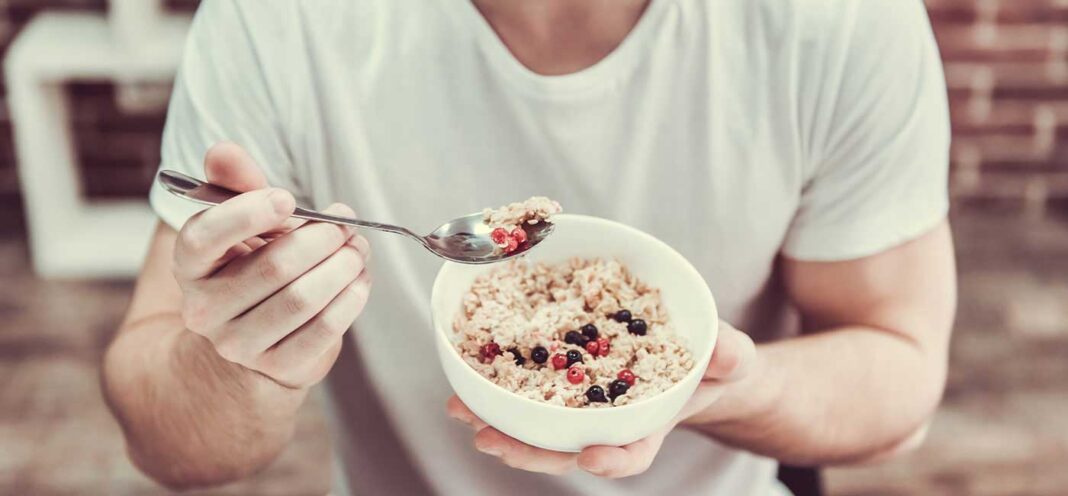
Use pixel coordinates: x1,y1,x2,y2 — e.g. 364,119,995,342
477,445,502,457
324,202,355,216
581,460,606,474
267,189,293,214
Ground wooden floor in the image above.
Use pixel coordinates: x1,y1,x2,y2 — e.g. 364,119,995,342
1,209,1066,495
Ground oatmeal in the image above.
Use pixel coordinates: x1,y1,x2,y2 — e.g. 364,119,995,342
483,196,562,229
483,197,562,253
453,258,694,408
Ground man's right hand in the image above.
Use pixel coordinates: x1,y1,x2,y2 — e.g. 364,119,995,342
173,142,371,389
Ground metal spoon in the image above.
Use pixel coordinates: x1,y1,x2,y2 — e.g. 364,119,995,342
157,170,553,264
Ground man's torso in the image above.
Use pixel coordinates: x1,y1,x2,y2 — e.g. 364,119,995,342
234,0,839,493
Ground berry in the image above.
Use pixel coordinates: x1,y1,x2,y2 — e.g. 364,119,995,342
608,379,630,400
627,319,648,336
613,310,633,323
617,369,636,386
531,346,549,364
509,347,525,365
480,342,501,362
511,227,527,244
490,227,510,247
566,349,583,367
585,340,600,355
564,330,583,345
585,385,608,403
581,323,599,340
551,353,568,370
504,236,519,253
596,337,610,357
566,366,585,384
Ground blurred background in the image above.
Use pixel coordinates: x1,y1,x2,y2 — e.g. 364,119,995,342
0,0,1066,495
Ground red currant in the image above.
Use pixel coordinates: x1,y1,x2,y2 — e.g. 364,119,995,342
617,369,636,386
504,236,519,253
566,366,585,384
551,353,568,370
490,228,510,247
511,227,527,244
585,340,600,355
596,338,610,357
480,342,501,362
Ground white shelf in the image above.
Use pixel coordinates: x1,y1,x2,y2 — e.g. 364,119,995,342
4,12,191,278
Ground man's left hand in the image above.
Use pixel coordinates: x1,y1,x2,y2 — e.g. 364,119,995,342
446,321,757,478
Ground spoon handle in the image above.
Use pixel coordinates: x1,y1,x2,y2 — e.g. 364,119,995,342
289,207,419,238
157,170,421,240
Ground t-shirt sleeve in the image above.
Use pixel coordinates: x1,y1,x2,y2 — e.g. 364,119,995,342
781,0,950,261
149,0,302,231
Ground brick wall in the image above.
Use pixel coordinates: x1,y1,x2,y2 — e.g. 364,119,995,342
929,0,1068,216
0,0,1065,228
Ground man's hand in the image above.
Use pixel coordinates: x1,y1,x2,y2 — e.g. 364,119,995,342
446,321,756,478
174,143,372,388
103,142,374,488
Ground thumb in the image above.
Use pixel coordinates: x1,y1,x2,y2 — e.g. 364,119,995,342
702,321,756,382
204,142,269,193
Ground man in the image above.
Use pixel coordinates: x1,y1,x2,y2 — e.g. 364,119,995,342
102,0,957,494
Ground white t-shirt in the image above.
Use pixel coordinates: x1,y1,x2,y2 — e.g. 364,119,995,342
150,0,950,494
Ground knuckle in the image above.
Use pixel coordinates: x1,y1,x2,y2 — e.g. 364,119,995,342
213,334,246,364
251,351,278,373
179,224,208,256
216,275,243,300
299,326,332,353
329,225,352,249
170,251,187,279
345,283,369,304
445,397,462,416
256,254,290,284
339,246,365,273
317,310,351,337
282,287,311,315
271,370,301,389
180,297,211,333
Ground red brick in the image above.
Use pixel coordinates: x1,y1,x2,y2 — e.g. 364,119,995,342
946,62,1068,92
924,0,980,24
991,0,1068,24
952,134,1055,167
934,24,1066,62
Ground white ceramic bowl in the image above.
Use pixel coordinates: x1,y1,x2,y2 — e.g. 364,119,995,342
431,214,718,452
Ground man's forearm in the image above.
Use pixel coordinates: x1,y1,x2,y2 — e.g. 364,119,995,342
102,313,306,489
685,326,946,465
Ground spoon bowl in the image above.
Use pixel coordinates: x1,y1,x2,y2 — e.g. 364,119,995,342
157,170,553,264
424,213,554,264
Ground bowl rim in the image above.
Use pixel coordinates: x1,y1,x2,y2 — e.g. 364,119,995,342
431,213,719,415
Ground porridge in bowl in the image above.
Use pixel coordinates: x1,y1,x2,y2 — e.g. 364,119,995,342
453,258,694,408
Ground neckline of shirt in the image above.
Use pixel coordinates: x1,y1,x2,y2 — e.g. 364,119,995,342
454,0,674,98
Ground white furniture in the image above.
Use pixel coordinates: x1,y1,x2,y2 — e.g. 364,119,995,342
4,3,190,278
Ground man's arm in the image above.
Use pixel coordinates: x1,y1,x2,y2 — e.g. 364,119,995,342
103,145,372,489
685,221,956,465
103,223,306,489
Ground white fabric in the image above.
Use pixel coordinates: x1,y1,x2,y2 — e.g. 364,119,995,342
149,0,949,494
